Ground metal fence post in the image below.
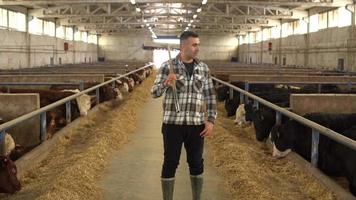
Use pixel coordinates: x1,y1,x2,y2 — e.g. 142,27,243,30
253,99,259,109
112,80,116,88
79,82,84,91
0,130,5,156
348,82,352,91
229,87,234,100
66,101,71,124
311,129,320,167
239,92,244,104
40,113,47,142
318,84,322,93
96,88,100,104
244,82,250,103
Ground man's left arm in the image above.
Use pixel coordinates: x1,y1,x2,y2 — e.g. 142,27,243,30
203,69,217,124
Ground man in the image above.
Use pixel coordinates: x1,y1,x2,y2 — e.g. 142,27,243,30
151,31,217,200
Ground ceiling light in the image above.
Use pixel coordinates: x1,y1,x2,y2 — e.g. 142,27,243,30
197,8,202,13
146,23,150,27
202,0,207,5
143,19,147,23
193,14,197,19
130,0,135,5
188,23,191,27
136,7,141,12
190,20,193,23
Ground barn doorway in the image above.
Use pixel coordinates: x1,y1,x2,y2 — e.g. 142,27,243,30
153,49,179,69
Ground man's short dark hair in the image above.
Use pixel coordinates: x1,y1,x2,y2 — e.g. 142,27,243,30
180,31,199,44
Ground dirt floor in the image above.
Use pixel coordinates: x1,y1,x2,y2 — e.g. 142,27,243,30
0,73,156,200
206,102,337,200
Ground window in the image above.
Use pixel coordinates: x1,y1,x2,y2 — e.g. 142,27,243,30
243,34,248,44
0,8,7,28
338,6,351,27
281,22,292,38
309,14,318,33
262,28,271,41
271,25,281,39
248,32,255,44
65,27,73,40
88,34,97,44
43,21,55,36
29,17,43,35
296,19,308,34
8,10,26,31
56,26,65,38
318,12,328,30
74,30,81,41
81,31,87,43
328,9,338,28
256,31,262,43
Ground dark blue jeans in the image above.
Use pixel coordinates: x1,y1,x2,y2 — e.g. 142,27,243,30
161,123,205,178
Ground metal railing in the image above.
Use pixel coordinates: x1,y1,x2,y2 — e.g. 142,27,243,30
212,77,356,167
0,63,154,155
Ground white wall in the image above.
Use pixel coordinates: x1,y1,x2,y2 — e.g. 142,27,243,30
99,32,239,62
238,26,356,71
0,29,98,70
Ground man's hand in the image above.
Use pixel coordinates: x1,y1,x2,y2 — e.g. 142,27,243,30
200,121,214,137
164,74,177,87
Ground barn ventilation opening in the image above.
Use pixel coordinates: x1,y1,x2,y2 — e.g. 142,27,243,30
153,49,179,69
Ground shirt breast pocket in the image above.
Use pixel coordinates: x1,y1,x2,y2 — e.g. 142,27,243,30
193,74,205,93
175,75,186,92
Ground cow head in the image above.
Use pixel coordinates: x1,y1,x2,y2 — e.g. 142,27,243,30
0,156,21,194
270,125,292,158
252,108,275,142
244,103,254,122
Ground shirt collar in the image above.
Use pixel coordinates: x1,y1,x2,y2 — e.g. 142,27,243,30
173,53,201,66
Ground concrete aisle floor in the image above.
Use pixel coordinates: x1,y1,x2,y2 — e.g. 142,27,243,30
99,97,231,200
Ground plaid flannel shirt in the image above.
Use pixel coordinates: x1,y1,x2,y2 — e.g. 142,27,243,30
151,55,217,125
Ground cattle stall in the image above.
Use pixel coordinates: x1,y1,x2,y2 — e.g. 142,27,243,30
0,63,154,164
213,76,356,199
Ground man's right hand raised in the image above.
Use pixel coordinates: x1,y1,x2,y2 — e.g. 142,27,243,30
164,74,177,87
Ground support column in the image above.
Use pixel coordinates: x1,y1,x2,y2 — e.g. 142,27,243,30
278,19,282,67
260,28,264,64
304,11,310,68
73,26,76,64
247,33,251,63
346,3,355,72
25,9,31,68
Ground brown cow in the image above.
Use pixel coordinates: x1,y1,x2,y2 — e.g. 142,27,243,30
0,156,21,194
0,88,80,139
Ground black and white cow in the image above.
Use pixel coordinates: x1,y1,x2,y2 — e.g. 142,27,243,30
332,126,356,196
243,102,289,142
270,113,356,179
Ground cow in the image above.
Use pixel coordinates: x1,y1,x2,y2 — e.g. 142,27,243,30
270,113,356,177
119,77,134,92
0,155,21,194
0,132,21,194
0,88,81,139
215,85,229,102
243,101,289,142
332,127,356,196
129,73,143,85
271,116,356,196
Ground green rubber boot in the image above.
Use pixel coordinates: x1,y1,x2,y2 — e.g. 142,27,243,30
161,177,175,200
190,174,203,200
